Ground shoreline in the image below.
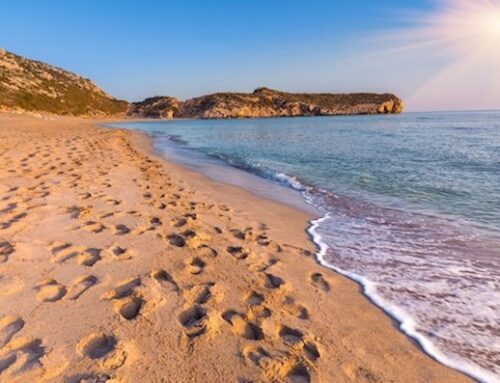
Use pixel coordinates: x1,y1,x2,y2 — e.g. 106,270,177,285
121,118,480,382
118,119,494,383
0,112,473,382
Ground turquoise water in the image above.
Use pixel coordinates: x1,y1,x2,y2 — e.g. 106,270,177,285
111,112,500,382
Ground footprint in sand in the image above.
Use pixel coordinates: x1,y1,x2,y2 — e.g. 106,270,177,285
0,202,17,215
0,315,24,348
0,211,28,230
196,244,218,258
245,290,265,306
218,204,230,212
157,202,167,210
178,282,215,338
187,257,205,275
113,224,130,235
278,325,304,345
170,213,197,229
226,246,249,260
243,344,271,366
79,192,92,200
309,272,330,292
107,244,132,260
167,233,185,247
67,275,98,300
222,310,263,340
282,296,309,320
280,361,311,383
0,241,14,263
99,211,114,219
78,248,102,266
180,229,197,241
183,283,213,305
250,256,278,273
149,216,162,227
77,333,116,359
178,304,207,338
64,373,114,383
0,336,45,375
256,233,271,246
101,276,140,301
114,296,143,320
79,220,107,234
260,272,285,289
34,279,66,302
302,341,321,361
171,217,187,228
151,269,179,292
65,205,88,219
48,242,102,267
101,277,143,320
229,228,246,240
243,345,314,383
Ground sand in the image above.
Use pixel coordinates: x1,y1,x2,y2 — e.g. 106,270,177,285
0,112,472,383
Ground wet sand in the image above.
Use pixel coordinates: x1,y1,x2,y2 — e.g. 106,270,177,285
0,113,472,382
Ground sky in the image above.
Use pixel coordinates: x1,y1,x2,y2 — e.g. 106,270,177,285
1,0,499,112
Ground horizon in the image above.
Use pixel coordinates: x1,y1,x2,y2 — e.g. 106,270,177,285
1,0,499,112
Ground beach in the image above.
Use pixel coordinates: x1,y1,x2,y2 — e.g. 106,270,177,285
0,113,473,383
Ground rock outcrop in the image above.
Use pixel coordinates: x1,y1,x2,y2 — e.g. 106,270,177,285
128,96,181,119
0,48,127,116
130,87,403,119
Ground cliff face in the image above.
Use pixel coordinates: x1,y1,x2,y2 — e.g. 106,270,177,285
131,87,403,119
0,48,128,116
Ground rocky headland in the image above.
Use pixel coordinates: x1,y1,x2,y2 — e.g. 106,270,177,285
130,87,403,119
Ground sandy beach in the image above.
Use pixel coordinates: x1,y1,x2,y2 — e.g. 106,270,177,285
0,113,472,383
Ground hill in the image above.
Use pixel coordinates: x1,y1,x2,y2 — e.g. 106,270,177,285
0,48,127,116
130,87,403,119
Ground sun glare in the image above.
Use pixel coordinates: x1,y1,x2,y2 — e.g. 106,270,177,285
413,0,500,54
375,0,500,110
482,13,500,37
470,9,500,42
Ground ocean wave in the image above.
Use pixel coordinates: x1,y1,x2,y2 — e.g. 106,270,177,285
306,191,500,383
272,172,309,192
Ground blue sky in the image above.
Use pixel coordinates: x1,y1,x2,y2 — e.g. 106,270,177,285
1,0,498,111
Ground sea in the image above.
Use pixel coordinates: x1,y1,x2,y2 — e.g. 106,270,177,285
110,111,500,383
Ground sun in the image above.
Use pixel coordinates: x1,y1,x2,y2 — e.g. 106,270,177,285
414,0,500,55
370,0,500,110
478,12,500,37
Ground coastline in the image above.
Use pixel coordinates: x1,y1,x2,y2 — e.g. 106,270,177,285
0,112,472,382
119,117,498,383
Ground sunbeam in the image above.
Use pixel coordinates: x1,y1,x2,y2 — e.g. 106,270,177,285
375,0,500,110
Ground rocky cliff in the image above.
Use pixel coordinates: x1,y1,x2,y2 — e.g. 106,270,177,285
128,96,181,119
130,87,403,119
0,48,127,116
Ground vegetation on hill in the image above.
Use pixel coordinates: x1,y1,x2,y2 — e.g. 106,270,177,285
0,48,127,116
131,87,403,119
